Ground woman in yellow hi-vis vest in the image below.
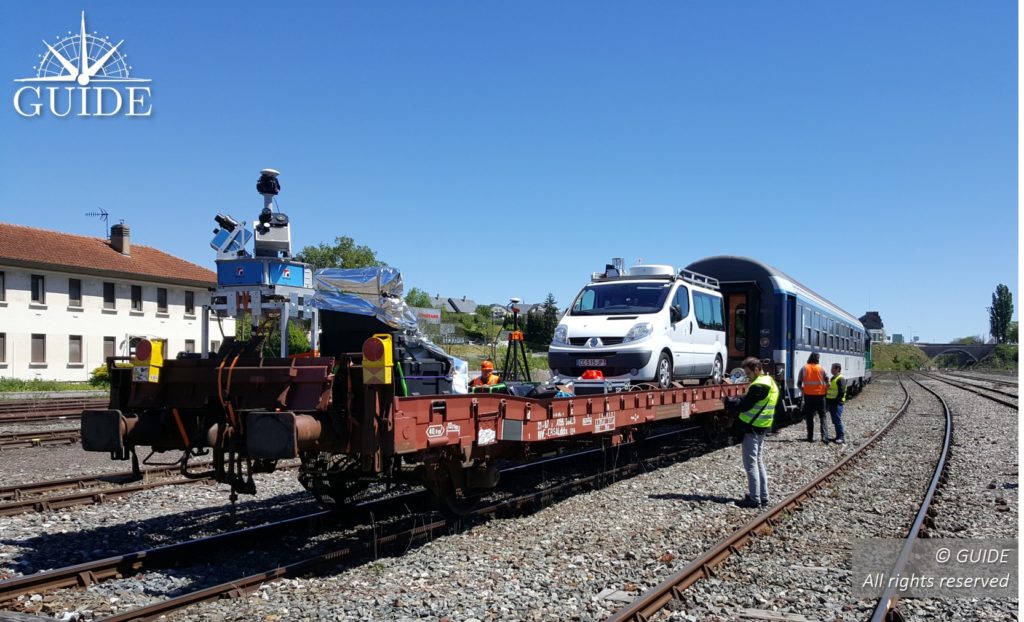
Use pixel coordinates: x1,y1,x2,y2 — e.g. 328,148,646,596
725,357,778,509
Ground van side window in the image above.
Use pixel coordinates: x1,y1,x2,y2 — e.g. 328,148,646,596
674,286,689,317
693,292,725,331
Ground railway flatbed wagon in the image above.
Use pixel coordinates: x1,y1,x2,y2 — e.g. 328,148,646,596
80,343,750,513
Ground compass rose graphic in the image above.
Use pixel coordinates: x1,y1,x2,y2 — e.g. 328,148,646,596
15,11,149,85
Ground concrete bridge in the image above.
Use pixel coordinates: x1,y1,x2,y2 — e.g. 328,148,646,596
913,342,998,364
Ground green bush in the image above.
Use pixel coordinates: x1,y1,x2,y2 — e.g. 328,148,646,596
90,365,110,387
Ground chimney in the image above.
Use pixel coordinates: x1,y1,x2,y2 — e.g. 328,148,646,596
111,223,131,256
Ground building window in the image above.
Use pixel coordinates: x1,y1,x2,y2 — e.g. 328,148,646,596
69,278,82,307
0,271,5,301
128,336,143,357
104,336,116,360
103,282,116,309
131,285,143,311
0,333,5,363
185,291,195,315
157,288,168,313
69,335,82,364
185,339,195,353
31,274,45,304
31,334,46,363
211,340,221,353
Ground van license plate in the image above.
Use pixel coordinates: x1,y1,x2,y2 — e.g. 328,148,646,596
577,359,606,367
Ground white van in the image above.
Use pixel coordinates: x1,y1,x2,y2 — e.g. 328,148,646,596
548,265,728,388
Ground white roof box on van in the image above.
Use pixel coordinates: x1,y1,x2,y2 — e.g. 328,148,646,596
629,264,675,277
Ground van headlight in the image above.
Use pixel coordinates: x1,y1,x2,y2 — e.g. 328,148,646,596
623,322,653,344
552,324,568,345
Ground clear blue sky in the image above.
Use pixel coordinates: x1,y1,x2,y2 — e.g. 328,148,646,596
1,2,1017,342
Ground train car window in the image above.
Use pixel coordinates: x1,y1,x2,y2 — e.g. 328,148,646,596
674,286,690,318
734,303,747,351
712,296,724,330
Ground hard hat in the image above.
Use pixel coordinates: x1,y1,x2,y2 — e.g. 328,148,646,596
481,360,494,372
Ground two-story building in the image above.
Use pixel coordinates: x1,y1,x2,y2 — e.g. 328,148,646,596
0,222,233,381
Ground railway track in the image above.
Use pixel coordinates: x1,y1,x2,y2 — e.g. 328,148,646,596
946,370,1018,388
869,374,953,621
0,428,80,449
926,373,1018,409
0,396,106,423
0,423,714,619
0,462,297,517
606,374,954,622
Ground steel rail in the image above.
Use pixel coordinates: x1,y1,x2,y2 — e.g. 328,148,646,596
932,372,1018,397
0,510,333,603
0,463,210,500
0,398,107,423
925,374,1018,409
0,429,690,605
0,429,80,448
606,376,914,622
869,375,953,622
96,517,450,622
947,371,1017,387
0,464,299,516
88,423,714,620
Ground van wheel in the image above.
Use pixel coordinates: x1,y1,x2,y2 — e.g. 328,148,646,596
656,352,672,389
710,355,723,385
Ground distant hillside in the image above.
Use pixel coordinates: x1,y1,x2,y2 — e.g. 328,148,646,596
872,344,930,370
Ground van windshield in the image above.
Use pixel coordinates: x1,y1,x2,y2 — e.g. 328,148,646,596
570,282,672,315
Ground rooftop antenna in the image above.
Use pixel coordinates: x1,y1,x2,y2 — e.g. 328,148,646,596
86,208,110,239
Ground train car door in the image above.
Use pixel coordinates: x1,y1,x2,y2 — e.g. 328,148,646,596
725,290,759,372
786,295,797,385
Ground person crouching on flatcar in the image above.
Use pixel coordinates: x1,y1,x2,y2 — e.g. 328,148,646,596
726,357,778,509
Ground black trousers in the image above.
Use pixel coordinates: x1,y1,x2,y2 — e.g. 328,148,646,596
803,395,829,440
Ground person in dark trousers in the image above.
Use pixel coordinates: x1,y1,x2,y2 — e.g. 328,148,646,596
826,362,847,444
725,357,778,508
797,352,829,442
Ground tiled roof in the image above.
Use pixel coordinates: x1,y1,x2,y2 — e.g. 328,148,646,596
0,222,216,287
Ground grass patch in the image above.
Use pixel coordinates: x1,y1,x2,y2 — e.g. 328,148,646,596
872,344,930,371
0,378,99,393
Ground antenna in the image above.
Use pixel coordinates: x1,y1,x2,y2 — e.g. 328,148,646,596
85,208,110,238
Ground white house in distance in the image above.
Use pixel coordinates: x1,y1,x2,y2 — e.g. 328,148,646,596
0,222,233,382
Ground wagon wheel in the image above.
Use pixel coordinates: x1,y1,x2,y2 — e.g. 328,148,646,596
298,452,370,511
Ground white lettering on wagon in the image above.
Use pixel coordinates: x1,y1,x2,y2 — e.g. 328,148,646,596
594,414,616,433
536,426,576,441
583,416,593,426
680,403,691,418
478,428,496,445
426,425,445,439
446,422,461,435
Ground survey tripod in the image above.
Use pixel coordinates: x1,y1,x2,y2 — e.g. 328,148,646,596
501,303,532,382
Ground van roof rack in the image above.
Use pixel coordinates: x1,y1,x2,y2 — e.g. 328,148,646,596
591,273,675,282
678,269,719,290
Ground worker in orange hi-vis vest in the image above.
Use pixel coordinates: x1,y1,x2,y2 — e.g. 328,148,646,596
797,352,830,442
470,360,500,388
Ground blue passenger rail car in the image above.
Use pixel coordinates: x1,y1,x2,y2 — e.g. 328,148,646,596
685,256,870,399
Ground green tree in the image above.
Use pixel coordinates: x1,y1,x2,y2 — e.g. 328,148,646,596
989,284,1014,344
405,287,432,308
540,293,560,346
952,335,985,345
296,236,385,270
1008,321,1018,344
